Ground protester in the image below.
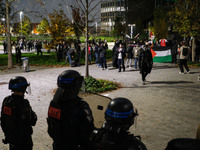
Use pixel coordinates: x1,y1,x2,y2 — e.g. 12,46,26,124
3,41,7,54
112,42,119,68
94,43,100,67
15,44,22,64
67,48,75,67
56,42,63,62
125,42,134,68
139,43,153,85
117,44,126,72
134,43,141,70
88,43,93,64
178,41,191,74
99,42,107,70
36,41,42,56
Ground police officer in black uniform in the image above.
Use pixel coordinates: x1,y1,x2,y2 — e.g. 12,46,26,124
0,76,37,150
90,97,147,150
139,43,153,85
47,70,94,150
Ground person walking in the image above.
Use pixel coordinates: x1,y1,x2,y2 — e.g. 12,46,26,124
47,70,94,150
117,44,126,72
138,43,153,85
178,41,191,74
90,97,147,150
1,76,37,150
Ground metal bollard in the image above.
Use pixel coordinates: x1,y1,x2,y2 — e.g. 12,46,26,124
21,57,29,72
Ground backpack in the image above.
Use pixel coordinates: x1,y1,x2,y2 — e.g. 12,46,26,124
182,48,188,56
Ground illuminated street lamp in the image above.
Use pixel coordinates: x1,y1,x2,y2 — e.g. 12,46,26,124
1,18,6,38
20,11,23,37
128,24,135,39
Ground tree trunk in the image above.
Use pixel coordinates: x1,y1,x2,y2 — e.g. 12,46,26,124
125,0,129,46
85,0,89,77
192,37,195,62
6,0,12,69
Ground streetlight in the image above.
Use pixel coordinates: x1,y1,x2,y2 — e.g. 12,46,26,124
20,11,23,37
128,24,135,39
1,18,6,39
96,22,97,36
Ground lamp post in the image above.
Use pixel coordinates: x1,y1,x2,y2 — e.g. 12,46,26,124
128,24,135,39
20,11,23,37
96,22,97,36
1,18,5,35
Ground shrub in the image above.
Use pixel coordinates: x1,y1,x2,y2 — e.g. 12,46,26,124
83,76,119,93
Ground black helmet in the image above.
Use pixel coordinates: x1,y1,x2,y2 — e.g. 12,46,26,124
9,76,30,92
57,70,83,89
105,97,138,129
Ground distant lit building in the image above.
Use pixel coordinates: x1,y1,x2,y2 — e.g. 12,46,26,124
101,0,125,32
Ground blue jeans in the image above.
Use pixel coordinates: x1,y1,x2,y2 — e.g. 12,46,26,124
95,53,99,64
134,58,138,69
67,54,72,66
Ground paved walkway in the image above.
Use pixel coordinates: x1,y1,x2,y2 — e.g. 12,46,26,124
0,62,200,150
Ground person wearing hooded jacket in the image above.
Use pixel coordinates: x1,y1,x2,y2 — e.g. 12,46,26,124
47,70,94,150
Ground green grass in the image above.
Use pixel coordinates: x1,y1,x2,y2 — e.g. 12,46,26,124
0,50,113,66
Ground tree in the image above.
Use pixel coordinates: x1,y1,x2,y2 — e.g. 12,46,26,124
70,0,102,77
0,22,4,35
71,7,85,39
153,7,168,39
37,17,49,35
19,15,32,36
168,0,200,61
111,16,126,38
47,9,70,42
4,0,46,68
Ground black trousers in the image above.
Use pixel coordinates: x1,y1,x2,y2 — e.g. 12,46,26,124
141,72,148,81
179,59,190,73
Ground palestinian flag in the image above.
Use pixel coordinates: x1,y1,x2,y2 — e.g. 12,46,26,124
151,46,172,63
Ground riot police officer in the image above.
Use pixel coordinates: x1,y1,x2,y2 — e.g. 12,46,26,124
47,70,94,150
90,97,147,150
0,76,37,150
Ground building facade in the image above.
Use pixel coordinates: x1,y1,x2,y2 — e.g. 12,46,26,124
101,0,125,32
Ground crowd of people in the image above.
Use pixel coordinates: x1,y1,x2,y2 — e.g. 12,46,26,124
1,37,200,84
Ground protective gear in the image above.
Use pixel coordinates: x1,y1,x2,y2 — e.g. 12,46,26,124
90,128,147,150
47,97,94,150
0,95,37,149
90,98,147,150
8,76,30,92
105,97,138,129
55,70,84,101
57,70,83,89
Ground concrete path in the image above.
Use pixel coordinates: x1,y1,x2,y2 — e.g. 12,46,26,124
0,62,200,150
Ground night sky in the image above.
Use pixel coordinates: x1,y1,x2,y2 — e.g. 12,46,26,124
11,0,101,23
